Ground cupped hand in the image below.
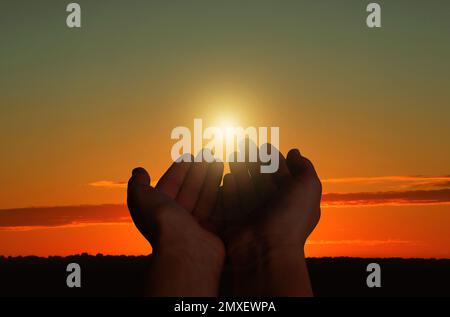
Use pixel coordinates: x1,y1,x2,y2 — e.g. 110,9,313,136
127,153,225,296
216,145,322,296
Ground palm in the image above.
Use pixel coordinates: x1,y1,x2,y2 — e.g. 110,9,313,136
218,148,321,252
127,156,225,256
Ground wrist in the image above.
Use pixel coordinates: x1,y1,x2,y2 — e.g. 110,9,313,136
154,229,225,274
156,245,225,274
147,237,225,297
226,232,312,296
226,230,306,270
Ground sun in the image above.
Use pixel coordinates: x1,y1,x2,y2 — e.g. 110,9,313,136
214,115,239,151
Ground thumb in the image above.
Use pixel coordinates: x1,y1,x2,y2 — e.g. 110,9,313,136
129,167,151,188
127,166,171,211
127,167,167,244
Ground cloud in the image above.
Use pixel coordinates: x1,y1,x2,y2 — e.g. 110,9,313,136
89,180,158,188
399,180,450,189
88,181,127,189
322,175,450,191
321,175,450,202
90,175,450,191
0,204,130,229
322,188,450,207
307,239,417,246
322,175,450,184
0,187,449,231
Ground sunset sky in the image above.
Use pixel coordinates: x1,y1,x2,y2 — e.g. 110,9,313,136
1,0,449,258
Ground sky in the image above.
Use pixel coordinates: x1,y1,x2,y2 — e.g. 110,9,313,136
0,0,449,258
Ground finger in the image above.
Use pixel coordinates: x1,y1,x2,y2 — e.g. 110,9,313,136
286,149,304,177
286,149,322,204
272,146,290,186
246,141,264,190
127,167,169,240
286,149,320,179
128,167,168,209
156,154,192,199
129,167,150,187
249,145,277,199
176,153,209,212
229,160,257,211
193,161,224,223
222,173,241,223
209,186,225,234
128,167,160,205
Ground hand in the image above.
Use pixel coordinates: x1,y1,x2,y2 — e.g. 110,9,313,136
217,146,322,296
127,154,225,296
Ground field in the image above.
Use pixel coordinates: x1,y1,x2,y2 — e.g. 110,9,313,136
0,256,449,297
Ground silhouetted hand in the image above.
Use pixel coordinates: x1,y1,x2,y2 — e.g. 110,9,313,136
217,146,321,296
127,154,224,296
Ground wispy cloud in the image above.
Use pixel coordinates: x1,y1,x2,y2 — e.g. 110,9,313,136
307,239,418,246
90,175,450,191
2,178,450,230
322,175,450,184
89,180,158,188
322,188,450,207
323,175,450,192
399,180,450,189
0,204,130,229
89,181,127,189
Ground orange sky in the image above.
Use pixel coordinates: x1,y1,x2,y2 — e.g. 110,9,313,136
1,203,449,258
1,1,450,258
1,175,449,258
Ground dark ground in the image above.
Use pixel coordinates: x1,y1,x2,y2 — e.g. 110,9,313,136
0,255,448,297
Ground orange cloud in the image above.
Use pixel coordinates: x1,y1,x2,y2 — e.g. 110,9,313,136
322,175,450,184
92,175,450,190
322,189,450,207
1,188,450,230
89,180,157,188
399,180,450,189
307,239,418,246
322,175,450,192
88,181,127,189
0,204,130,229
